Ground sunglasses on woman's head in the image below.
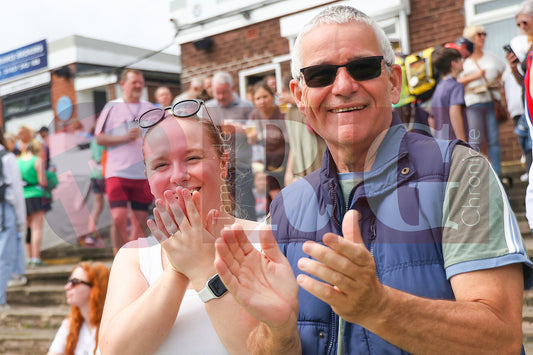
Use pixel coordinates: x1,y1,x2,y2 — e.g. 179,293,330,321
136,99,221,137
66,278,92,288
300,56,387,88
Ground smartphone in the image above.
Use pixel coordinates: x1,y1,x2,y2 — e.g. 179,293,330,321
503,44,515,55
503,44,519,63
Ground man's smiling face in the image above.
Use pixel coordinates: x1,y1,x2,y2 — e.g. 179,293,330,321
293,22,401,159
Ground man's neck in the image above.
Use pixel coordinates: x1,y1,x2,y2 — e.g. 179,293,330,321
446,72,459,80
329,130,388,173
123,95,140,104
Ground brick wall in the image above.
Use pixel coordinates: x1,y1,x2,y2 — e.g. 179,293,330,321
408,0,465,52
50,64,77,132
180,18,290,91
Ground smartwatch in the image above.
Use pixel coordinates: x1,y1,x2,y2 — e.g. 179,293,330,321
198,274,228,303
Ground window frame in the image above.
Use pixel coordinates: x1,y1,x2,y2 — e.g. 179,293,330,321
2,84,51,119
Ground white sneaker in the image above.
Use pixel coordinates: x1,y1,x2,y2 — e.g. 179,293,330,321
521,173,529,182
7,275,27,287
0,303,11,311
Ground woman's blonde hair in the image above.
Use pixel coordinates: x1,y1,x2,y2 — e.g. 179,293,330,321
463,25,485,41
24,140,42,156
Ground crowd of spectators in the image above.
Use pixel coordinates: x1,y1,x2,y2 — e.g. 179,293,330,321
4,3,533,353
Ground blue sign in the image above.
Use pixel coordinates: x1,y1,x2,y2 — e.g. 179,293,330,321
56,96,73,121
0,40,48,82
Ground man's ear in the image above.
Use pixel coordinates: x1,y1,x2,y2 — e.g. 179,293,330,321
389,64,403,105
290,78,307,116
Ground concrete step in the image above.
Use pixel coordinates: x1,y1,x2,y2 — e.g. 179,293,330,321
523,319,533,353
24,263,84,286
7,260,112,306
0,327,56,355
7,284,67,307
0,305,69,329
40,243,114,262
24,259,113,286
524,289,533,307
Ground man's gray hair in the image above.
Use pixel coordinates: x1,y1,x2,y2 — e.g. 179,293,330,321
518,0,533,17
212,71,233,87
291,5,395,82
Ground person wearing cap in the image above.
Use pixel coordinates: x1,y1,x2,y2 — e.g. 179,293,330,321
444,37,474,59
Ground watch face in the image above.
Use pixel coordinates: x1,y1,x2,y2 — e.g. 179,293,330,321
208,275,228,297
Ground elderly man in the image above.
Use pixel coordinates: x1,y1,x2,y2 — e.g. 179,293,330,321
215,5,533,354
206,71,256,221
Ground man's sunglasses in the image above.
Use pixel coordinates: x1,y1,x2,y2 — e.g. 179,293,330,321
300,56,387,88
66,278,92,288
136,99,221,137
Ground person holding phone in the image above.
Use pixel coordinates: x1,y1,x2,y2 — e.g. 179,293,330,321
508,1,533,81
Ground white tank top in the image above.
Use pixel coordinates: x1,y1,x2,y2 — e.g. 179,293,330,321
138,239,229,355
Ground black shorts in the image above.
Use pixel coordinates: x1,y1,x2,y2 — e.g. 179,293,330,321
90,178,106,194
25,196,51,215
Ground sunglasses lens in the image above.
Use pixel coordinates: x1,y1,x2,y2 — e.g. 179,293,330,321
138,108,165,128
67,278,92,287
172,100,201,117
347,57,383,81
302,65,337,88
302,57,384,88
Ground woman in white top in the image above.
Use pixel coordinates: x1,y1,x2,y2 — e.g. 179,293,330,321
99,100,260,354
48,262,110,355
459,25,506,178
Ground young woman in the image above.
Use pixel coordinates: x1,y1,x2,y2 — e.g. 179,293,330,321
48,262,110,355
99,100,259,354
249,81,290,202
17,140,48,266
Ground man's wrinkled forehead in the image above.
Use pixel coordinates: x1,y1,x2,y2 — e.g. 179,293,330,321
300,22,380,63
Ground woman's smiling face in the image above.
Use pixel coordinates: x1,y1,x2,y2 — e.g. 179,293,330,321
143,117,227,221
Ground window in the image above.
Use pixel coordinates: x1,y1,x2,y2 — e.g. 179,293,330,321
2,85,51,119
378,17,402,53
465,0,523,60
474,0,522,15
238,63,281,100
